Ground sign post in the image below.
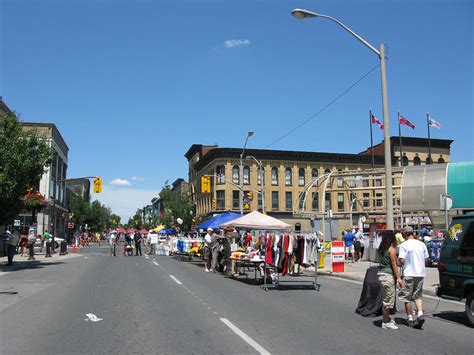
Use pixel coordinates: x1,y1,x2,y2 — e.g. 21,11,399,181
331,241,345,273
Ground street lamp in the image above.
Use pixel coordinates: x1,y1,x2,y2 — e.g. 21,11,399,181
291,8,394,230
246,155,265,214
240,130,254,215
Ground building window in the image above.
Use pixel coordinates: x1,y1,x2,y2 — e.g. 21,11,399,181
243,166,250,185
362,179,369,187
232,190,239,209
363,193,370,208
257,167,264,185
295,223,301,232
426,157,433,165
376,193,383,207
438,157,445,163
348,176,356,188
298,168,305,186
216,190,225,210
285,192,292,211
337,193,344,211
402,156,409,167
350,193,357,211
324,168,331,174
271,167,278,185
216,165,225,184
414,156,421,166
299,196,305,211
312,168,319,179
285,168,292,186
272,191,279,210
325,193,331,210
337,177,344,188
311,192,319,211
258,192,263,210
232,166,239,184
375,178,382,187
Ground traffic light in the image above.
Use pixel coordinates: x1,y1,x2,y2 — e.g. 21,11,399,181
93,177,102,193
247,191,253,201
212,199,217,209
201,176,211,193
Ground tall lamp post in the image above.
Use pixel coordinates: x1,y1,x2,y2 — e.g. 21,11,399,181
246,155,265,214
240,130,254,215
291,8,394,230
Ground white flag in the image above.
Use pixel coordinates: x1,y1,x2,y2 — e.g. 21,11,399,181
428,116,441,129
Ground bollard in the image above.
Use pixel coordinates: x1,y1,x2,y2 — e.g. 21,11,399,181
45,241,52,258
318,252,325,269
59,241,67,255
72,244,76,253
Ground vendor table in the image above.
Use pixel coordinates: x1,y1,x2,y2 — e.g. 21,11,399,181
230,258,263,282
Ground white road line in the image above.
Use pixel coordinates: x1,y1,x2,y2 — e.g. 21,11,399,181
213,311,219,315
169,275,182,285
153,261,159,266
220,318,270,355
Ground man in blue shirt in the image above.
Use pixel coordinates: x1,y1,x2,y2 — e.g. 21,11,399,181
343,230,355,263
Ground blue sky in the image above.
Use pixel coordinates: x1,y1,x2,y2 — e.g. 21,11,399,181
2,0,472,221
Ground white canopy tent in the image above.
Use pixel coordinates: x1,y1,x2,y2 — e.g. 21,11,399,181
220,211,292,231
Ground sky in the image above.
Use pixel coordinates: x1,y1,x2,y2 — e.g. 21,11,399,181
1,0,473,222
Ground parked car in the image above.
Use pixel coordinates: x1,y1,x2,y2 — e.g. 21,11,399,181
437,213,474,327
34,236,65,250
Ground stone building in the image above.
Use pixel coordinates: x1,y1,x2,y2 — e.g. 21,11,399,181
185,136,452,235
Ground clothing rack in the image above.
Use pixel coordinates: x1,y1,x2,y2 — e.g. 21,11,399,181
260,233,321,291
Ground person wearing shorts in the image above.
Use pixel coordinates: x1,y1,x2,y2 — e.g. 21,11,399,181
343,230,355,263
398,226,429,328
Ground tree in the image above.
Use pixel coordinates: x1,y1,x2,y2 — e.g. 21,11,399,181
0,112,52,225
158,181,193,231
69,195,119,232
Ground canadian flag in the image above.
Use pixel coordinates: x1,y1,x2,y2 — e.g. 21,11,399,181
399,115,415,129
371,114,384,130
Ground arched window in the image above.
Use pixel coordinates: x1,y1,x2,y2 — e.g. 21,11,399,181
216,165,225,184
271,167,278,185
243,166,250,184
438,157,445,164
232,166,239,184
324,168,331,174
413,156,421,166
312,168,318,179
426,157,433,165
298,168,305,186
285,168,292,186
402,156,409,167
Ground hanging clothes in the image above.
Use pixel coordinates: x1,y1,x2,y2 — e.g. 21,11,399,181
265,234,273,265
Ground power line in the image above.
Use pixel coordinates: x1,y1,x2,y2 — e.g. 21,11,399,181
264,63,380,149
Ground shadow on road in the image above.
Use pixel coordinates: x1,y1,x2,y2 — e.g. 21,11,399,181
1,261,66,272
0,291,19,295
432,311,471,328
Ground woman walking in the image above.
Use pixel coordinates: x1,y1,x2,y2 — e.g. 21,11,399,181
377,230,404,330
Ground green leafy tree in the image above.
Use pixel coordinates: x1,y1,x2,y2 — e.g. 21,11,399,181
69,196,119,232
158,181,193,231
0,112,52,225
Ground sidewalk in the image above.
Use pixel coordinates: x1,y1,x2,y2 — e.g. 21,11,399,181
311,254,441,297
0,248,81,275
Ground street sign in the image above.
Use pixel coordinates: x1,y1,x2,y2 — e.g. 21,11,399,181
14,220,21,227
331,241,345,273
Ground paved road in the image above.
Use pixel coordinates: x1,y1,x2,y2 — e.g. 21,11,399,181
1,245,472,354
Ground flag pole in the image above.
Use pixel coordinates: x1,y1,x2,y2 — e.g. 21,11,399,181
369,108,374,169
398,111,403,167
427,112,432,164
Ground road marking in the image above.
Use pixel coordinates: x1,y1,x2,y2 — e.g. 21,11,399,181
153,261,159,266
84,313,103,322
213,311,218,315
169,275,182,285
220,318,270,355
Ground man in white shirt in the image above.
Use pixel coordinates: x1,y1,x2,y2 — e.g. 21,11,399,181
398,226,429,328
109,233,117,256
203,228,213,272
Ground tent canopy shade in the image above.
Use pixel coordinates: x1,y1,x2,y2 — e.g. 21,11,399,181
197,212,241,230
220,211,292,231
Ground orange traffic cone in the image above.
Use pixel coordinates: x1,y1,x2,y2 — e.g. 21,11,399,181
72,244,76,253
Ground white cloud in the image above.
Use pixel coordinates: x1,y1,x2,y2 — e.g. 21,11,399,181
223,39,251,48
131,176,144,181
110,178,131,186
96,187,159,222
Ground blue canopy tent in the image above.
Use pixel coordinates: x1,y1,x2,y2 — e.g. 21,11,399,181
197,212,241,230
158,227,177,235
